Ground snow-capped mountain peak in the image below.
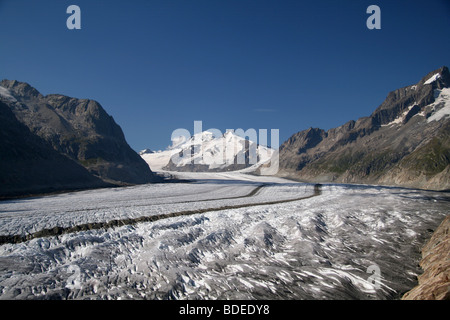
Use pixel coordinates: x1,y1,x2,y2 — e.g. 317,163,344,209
140,130,274,172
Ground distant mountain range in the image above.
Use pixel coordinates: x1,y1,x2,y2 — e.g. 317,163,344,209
274,66,450,191
2,66,449,197
141,130,274,172
0,80,159,198
139,66,449,190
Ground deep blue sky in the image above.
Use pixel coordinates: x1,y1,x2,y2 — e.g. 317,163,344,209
1,0,449,151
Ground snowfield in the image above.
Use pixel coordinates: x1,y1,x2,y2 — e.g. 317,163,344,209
0,172,448,300
427,88,450,123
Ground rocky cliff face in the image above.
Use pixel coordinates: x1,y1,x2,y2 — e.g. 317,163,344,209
0,80,158,196
0,101,109,198
277,66,450,191
402,215,450,300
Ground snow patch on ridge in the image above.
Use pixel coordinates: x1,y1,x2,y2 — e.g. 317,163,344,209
381,104,416,127
424,73,441,85
427,88,450,122
382,88,450,126
0,86,17,102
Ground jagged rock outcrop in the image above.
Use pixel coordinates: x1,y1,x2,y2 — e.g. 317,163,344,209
402,215,450,300
277,66,450,190
0,80,159,196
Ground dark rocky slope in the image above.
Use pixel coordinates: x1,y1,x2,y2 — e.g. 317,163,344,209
0,80,158,197
0,101,109,198
276,66,450,191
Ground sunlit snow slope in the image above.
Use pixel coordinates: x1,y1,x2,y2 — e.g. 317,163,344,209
141,131,274,172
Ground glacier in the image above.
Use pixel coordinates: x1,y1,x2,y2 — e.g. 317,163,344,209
0,172,448,300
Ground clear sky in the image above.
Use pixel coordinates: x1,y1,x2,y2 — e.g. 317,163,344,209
1,0,449,151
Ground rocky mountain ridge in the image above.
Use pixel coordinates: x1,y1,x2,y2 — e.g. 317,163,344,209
0,100,109,198
0,80,158,197
276,66,450,191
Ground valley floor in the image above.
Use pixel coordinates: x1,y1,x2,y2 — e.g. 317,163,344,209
0,172,448,299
